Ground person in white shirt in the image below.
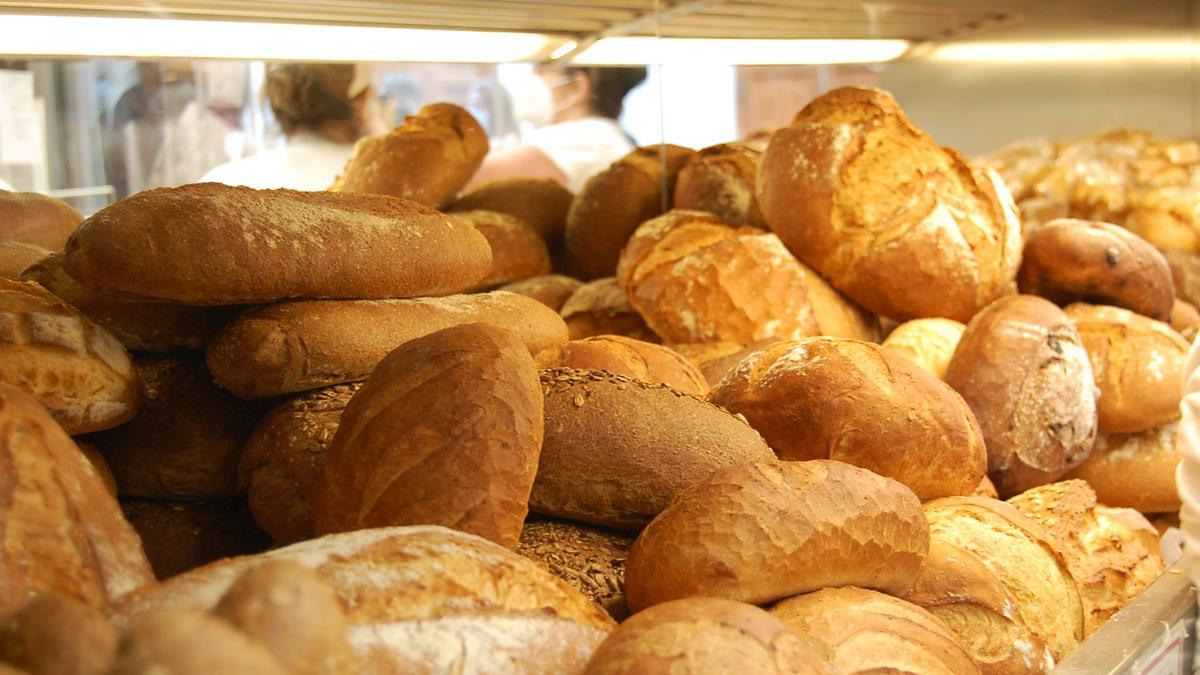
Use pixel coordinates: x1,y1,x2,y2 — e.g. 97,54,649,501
466,66,646,193
202,63,374,191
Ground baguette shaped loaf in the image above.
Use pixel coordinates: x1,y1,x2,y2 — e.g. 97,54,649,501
0,191,82,249
0,278,140,434
0,383,154,617
672,143,767,229
313,324,543,549
450,178,574,240
62,184,492,304
207,291,567,398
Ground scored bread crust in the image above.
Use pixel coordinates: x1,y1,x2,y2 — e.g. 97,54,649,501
672,143,767,229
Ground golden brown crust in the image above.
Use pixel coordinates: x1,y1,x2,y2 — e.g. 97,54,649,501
0,592,118,675
0,242,49,281
1124,186,1200,253
449,177,574,239
533,367,773,530
0,192,81,249
454,210,551,289
331,102,489,209
120,499,272,580
516,519,633,621
206,290,568,398
536,335,708,396
709,338,987,500
945,295,1098,497
109,608,290,675
881,318,966,381
1165,249,1200,307
623,459,929,612
0,383,154,617
672,143,767,229
1170,299,1200,341
77,441,117,498
669,339,781,388
62,184,492,304
499,274,583,313
1065,423,1181,513
313,324,543,550
560,277,658,342
0,278,141,434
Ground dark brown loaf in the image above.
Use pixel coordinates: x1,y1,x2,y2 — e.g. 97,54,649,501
62,184,492,304
453,210,551,289
449,177,574,240
560,277,658,342
623,459,929,612
672,143,767,228
108,609,289,675
0,242,49,280
534,367,774,530
120,499,272,580
0,592,118,675
709,338,987,500
313,324,543,550
499,274,583,312
0,192,82,249
0,278,141,434
206,290,568,398
331,102,488,208
0,383,154,617
1066,423,1180,513
535,335,709,396
945,295,1098,497
517,519,633,621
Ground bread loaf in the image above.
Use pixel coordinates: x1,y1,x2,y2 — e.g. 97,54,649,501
709,338,987,500
1008,480,1164,635
206,290,567,398
1066,423,1180,513
0,242,49,280
669,338,779,388
564,144,695,280
517,519,633,621
0,383,154,617
1018,219,1173,321
109,608,289,675
1065,303,1187,433
331,102,488,208
974,475,999,499
0,192,81,249
769,587,980,675
881,318,966,381
560,277,658,342
1124,186,1200,253
535,335,708,396
0,593,117,675
314,324,543,550
87,353,265,500
120,499,271,580
672,143,766,228
499,274,583,313
534,367,773,529
945,295,1098,497
583,597,824,675
62,184,492,304
0,278,141,434
449,177,574,240
22,252,241,352
453,210,551,288
758,86,1022,322
77,441,117,497
1165,249,1200,306
623,459,928,612
239,383,360,544
1171,298,1200,340
617,210,877,345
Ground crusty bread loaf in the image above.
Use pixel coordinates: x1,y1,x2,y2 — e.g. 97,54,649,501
77,441,118,497
331,102,488,209
22,252,241,351
769,587,980,675
710,338,987,500
945,295,1098,497
617,210,877,346
0,192,82,249
88,353,265,500
500,274,584,313
453,210,551,289
0,278,141,434
109,608,290,675
672,143,767,228
62,184,492,304
0,592,117,675
623,459,928,612
1171,298,1200,340
120,499,271,580
1018,219,1174,321
560,277,658,342
535,335,708,396
0,241,49,280
923,497,1084,662
239,383,360,544
206,290,567,398
533,367,773,530
1125,186,1200,253
449,177,574,240
758,87,1022,322
564,144,696,280
1066,423,1180,513
1008,480,1164,635
517,519,633,621
1065,303,1187,433
882,318,966,381
583,597,825,675
0,383,154,617
313,324,543,549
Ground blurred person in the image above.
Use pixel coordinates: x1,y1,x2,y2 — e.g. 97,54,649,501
467,65,646,193
104,61,196,197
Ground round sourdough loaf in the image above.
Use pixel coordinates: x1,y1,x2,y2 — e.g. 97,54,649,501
0,278,141,434
500,274,583,312
709,338,986,500
758,87,1022,322
769,587,979,675
616,210,876,345
533,367,773,530
0,241,49,280
582,598,825,675
1065,423,1180,513
453,210,551,289
1065,303,1187,433
313,324,542,549
0,191,81,249
535,335,708,396
881,318,966,381
623,459,928,612
560,277,658,342
120,499,271,580
1018,219,1174,321
0,592,117,675
449,177,574,240
109,608,290,675
672,143,767,228
945,295,1098,497
516,519,633,621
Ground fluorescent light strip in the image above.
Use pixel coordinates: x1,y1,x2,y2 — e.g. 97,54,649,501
0,14,552,62
572,37,911,66
930,39,1197,64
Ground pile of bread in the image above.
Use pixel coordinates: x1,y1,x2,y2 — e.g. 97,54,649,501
0,87,1187,674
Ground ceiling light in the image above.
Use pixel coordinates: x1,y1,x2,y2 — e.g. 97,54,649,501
570,37,911,66
928,38,1196,64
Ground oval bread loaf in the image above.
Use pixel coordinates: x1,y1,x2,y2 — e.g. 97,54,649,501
449,178,574,240
881,318,966,381
672,143,767,228
499,274,583,312
453,210,551,289
0,191,82,249
535,335,709,396
1065,423,1181,513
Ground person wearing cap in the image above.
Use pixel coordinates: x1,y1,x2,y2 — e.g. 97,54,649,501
201,63,376,191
